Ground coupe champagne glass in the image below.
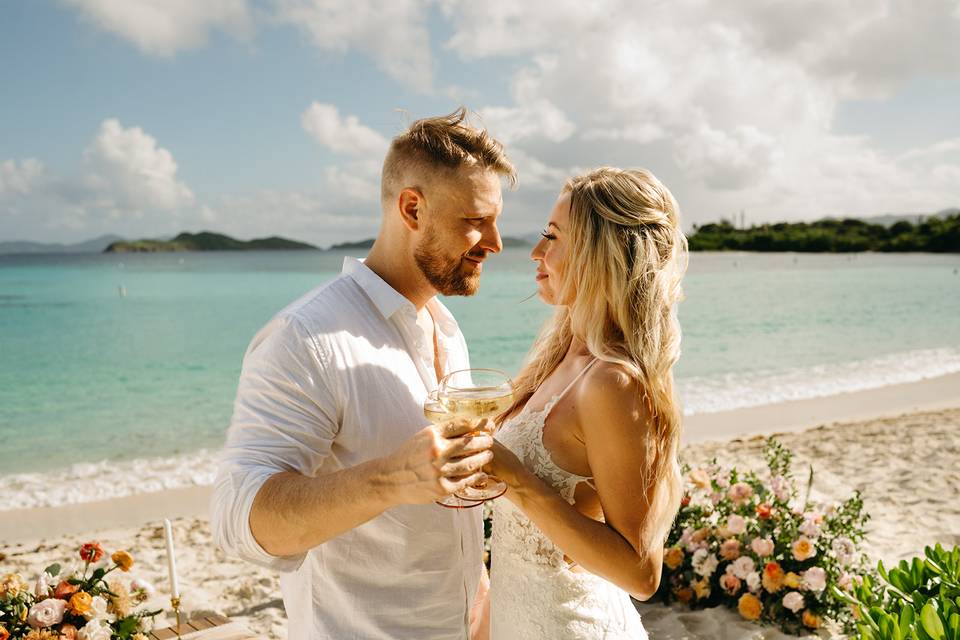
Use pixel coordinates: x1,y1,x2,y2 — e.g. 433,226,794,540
437,368,514,502
424,390,484,509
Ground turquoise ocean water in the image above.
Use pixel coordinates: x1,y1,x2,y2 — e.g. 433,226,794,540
1,249,959,506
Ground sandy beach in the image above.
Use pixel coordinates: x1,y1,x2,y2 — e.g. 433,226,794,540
3,375,959,639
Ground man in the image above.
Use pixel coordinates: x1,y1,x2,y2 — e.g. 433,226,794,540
211,108,516,640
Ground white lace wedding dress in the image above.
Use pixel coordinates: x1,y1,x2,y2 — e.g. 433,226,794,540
489,363,648,639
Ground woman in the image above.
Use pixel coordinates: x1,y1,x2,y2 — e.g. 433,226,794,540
485,167,688,638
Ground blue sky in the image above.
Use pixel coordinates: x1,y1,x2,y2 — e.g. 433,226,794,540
2,0,958,246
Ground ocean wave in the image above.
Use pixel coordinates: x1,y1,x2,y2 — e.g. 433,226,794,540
679,347,960,415
0,449,219,511
3,347,958,511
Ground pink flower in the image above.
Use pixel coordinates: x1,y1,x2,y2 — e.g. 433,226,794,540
720,539,741,561
730,556,756,580
720,571,742,595
799,512,823,537
782,591,805,613
28,598,67,628
801,567,827,593
710,492,723,505
750,537,775,557
722,515,747,536
728,482,754,505
770,475,790,502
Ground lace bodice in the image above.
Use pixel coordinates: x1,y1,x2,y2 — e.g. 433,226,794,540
491,363,597,569
488,359,647,639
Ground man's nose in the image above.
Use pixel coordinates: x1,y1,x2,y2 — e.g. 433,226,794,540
481,220,503,254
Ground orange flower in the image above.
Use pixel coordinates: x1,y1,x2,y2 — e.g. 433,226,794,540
680,494,691,507
664,547,685,570
0,624,9,640
59,625,77,640
792,537,816,561
762,562,785,593
54,581,79,600
0,573,25,599
111,550,134,572
692,577,712,600
79,542,104,564
68,592,92,617
674,587,694,604
738,593,763,621
756,503,772,519
720,539,741,561
802,609,821,628
783,572,802,589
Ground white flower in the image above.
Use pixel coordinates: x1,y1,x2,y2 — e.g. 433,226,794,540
27,598,66,628
85,595,113,622
34,572,54,598
78,619,113,640
782,591,805,613
838,571,854,590
799,512,823,537
746,571,762,593
801,567,827,593
730,556,756,580
692,549,720,577
832,537,856,566
130,577,156,597
750,537,775,557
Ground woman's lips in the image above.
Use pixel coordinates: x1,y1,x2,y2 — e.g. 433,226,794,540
536,272,548,281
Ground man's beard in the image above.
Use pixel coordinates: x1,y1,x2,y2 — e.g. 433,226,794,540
414,228,483,296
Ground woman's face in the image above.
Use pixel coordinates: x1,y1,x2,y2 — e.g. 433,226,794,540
531,193,572,305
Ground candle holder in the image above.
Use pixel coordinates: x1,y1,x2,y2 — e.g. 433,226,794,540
170,596,183,639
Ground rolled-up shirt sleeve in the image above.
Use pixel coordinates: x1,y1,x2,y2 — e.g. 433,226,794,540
211,313,339,572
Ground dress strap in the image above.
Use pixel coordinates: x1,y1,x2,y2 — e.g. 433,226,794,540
553,357,599,404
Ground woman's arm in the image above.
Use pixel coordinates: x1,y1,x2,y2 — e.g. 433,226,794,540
492,365,665,599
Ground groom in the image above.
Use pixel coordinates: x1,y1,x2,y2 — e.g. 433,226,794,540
211,108,515,640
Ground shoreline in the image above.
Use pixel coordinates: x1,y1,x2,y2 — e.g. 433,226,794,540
3,371,958,543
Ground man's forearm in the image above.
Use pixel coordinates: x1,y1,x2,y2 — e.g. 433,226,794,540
249,457,396,557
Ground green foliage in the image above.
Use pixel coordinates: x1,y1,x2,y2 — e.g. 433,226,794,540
836,544,960,639
688,214,960,253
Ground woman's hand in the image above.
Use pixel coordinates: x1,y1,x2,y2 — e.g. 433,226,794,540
484,439,528,490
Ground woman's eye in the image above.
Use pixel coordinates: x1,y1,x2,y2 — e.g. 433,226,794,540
540,230,556,241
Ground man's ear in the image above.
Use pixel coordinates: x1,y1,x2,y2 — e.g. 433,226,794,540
398,188,424,232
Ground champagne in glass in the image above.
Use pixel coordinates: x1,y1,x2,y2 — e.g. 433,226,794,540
438,368,513,502
424,390,483,509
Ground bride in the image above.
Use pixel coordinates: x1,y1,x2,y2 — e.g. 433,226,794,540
484,167,688,638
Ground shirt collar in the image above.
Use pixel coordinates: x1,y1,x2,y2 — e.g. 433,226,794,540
342,258,460,337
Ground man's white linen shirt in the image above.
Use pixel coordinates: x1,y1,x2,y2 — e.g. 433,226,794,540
211,257,484,640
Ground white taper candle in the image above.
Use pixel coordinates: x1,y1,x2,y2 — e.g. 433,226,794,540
163,518,180,600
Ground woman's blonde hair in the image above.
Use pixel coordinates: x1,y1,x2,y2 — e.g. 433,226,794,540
506,166,688,550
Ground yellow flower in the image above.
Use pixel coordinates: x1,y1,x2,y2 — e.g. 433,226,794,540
664,547,685,570
738,593,763,621
692,577,711,600
674,586,694,604
111,550,134,572
784,572,802,589
802,609,821,629
0,573,26,599
68,592,93,617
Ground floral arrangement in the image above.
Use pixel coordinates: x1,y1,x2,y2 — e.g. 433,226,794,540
657,438,871,635
0,542,160,640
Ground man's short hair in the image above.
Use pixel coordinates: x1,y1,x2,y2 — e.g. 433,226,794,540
381,107,517,203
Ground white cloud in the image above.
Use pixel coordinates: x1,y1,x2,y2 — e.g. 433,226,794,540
301,103,389,156
0,159,45,196
64,0,253,57
274,0,434,91
479,99,575,145
82,118,195,215
441,0,960,222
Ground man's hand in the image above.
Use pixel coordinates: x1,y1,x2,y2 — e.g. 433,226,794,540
376,418,494,504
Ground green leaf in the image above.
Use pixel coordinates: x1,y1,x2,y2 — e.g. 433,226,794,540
901,606,917,635
43,563,61,577
920,603,947,640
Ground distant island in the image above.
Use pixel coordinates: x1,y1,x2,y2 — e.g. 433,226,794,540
104,232,318,253
688,212,960,253
327,236,531,251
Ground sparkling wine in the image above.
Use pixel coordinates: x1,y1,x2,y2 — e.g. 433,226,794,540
439,389,513,420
